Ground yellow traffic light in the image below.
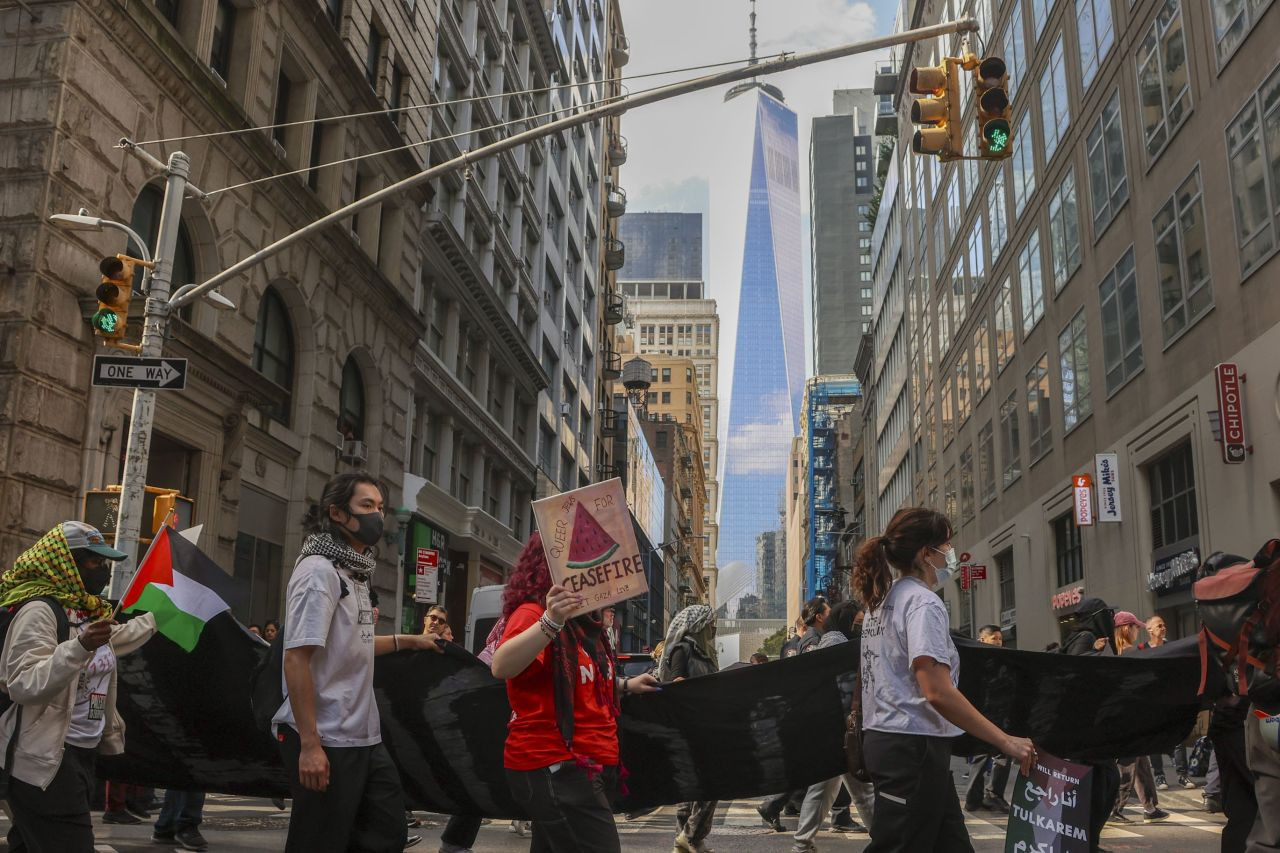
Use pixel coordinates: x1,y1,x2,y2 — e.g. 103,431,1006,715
909,61,962,159
151,489,179,536
974,56,1013,160
92,255,141,341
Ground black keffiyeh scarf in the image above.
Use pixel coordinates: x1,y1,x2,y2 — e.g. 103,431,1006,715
299,533,375,583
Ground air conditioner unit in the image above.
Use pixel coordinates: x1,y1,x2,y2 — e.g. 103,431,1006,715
339,439,368,465
559,402,571,416
271,139,288,161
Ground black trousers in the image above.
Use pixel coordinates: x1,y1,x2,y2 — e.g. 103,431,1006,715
830,781,853,823
1082,761,1120,853
1213,723,1256,853
759,787,805,819
441,814,483,847
505,762,620,853
863,730,973,853
277,726,407,853
1149,745,1188,777
6,744,98,853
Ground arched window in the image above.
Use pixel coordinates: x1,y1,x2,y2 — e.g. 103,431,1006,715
338,356,365,441
130,184,195,319
252,288,294,424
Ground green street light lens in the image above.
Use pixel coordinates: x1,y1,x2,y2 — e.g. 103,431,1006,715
92,308,118,333
989,128,1010,152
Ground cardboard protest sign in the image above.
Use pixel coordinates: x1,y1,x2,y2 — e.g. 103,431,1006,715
1004,751,1093,853
532,479,648,615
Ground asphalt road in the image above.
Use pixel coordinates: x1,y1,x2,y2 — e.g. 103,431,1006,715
1,775,1222,853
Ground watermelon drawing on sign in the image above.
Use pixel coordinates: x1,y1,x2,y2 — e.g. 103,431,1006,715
565,503,620,569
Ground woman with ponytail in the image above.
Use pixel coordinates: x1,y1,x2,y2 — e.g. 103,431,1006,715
490,532,659,852
854,507,1035,853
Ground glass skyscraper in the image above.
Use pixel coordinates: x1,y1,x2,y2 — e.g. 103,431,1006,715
717,90,805,612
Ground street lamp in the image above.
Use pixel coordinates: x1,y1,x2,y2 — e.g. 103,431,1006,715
49,210,153,265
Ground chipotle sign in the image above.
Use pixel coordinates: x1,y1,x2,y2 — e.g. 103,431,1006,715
1215,363,1246,464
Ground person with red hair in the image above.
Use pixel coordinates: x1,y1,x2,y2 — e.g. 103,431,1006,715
490,532,659,851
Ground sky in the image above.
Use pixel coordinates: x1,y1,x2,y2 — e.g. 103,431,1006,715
617,0,898,394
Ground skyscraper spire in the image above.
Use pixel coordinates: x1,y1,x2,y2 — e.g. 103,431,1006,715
748,0,758,66
725,0,784,102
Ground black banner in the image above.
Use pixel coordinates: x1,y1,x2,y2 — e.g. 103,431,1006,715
97,615,1207,816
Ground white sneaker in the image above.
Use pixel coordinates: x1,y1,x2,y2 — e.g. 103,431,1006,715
674,832,696,853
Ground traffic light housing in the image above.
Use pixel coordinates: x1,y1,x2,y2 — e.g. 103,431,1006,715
151,489,179,536
91,255,140,341
909,60,962,159
974,56,1012,160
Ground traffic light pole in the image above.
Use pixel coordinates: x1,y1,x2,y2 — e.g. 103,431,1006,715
108,151,192,599
168,16,977,311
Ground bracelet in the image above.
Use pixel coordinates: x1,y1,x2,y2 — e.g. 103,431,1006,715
537,618,559,640
393,634,400,652
622,677,630,694
541,610,564,632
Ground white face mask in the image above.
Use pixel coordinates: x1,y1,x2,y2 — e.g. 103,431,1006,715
929,546,958,589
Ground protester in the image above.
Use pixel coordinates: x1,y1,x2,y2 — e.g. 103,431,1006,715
791,600,872,852
750,652,768,665
423,605,449,638
963,625,1012,814
797,597,830,654
853,507,1034,852
264,620,280,642
489,532,659,852
1109,611,1170,825
1057,598,1122,852
657,604,719,853
1139,615,1193,789
152,790,208,851
249,624,262,637
780,617,805,659
0,521,158,852
272,472,443,853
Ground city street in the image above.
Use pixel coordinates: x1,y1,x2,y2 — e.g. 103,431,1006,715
6,769,1223,851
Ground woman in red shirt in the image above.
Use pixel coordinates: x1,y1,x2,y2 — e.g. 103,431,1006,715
491,533,659,852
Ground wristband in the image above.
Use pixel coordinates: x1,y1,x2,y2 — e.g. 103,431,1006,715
541,610,564,631
393,634,400,652
623,677,630,694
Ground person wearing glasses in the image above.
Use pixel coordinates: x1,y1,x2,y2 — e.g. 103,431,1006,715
423,605,449,638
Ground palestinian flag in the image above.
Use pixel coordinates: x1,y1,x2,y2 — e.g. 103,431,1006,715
122,525,247,652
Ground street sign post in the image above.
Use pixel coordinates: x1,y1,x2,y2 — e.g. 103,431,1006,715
92,355,188,390
414,548,439,604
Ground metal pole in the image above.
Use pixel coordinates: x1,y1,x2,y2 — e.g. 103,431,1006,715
172,17,975,309
109,151,191,598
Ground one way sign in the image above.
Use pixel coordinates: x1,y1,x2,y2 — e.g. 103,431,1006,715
92,355,188,390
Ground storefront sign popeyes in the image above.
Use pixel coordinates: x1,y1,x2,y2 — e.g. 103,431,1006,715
1094,453,1121,522
1050,586,1084,609
1215,363,1247,464
532,478,648,616
1072,475,1093,527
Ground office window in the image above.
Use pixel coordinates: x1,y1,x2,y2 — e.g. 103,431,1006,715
1099,248,1143,392
1048,170,1082,292
1012,112,1036,216
661,367,671,383
990,171,1009,259
960,444,975,524
938,293,952,355
366,25,383,89
947,177,961,240
1136,0,1191,162
1017,230,1045,335
1039,36,1071,160
997,548,1016,615
210,0,236,80
1030,0,1051,40
978,420,996,505
944,465,957,521
974,318,992,400
1212,0,1271,63
326,0,342,27
1058,309,1092,431
1054,513,1084,586
252,287,295,424
952,262,968,328
957,356,971,423
1026,355,1051,461
1003,5,1026,95
942,380,955,447
1077,0,1115,89
661,391,671,404
1154,166,1212,342
338,356,365,441
1149,442,1199,549
1225,66,1280,277
995,278,1016,372
968,221,986,290
1000,390,1022,487
1086,90,1129,237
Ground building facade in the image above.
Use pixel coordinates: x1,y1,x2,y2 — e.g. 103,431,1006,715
2,0,629,638
810,89,879,375
718,89,805,614
618,211,721,607
867,0,1280,649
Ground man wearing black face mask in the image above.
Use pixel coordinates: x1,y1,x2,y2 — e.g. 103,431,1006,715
273,472,444,853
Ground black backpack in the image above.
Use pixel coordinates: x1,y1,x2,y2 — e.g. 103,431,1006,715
1194,540,1280,713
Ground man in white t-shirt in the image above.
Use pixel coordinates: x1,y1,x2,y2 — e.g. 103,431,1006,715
273,473,442,853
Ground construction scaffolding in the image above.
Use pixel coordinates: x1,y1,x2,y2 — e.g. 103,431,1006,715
804,376,862,601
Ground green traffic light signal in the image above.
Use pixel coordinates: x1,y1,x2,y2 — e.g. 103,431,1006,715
985,121,1011,153
92,308,119,334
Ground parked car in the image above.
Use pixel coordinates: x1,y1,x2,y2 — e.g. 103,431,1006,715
616,652,655,678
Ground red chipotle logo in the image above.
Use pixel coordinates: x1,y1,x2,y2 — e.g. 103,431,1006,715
1215,363,1246,464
